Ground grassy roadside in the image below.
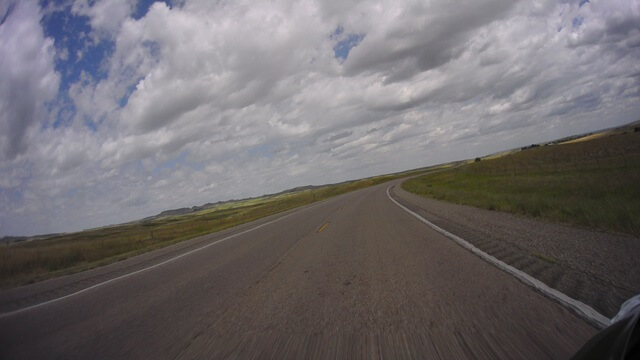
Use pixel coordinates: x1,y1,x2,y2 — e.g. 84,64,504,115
0,167,435,289
402,130,640,237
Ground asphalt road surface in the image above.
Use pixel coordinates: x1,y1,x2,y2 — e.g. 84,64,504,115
0,180,597,359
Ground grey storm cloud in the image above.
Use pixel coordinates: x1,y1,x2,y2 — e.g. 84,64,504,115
0,0,639,236
342,0,516,82
0,0,59,161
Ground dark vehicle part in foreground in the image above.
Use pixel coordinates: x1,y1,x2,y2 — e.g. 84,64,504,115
572,295,640,360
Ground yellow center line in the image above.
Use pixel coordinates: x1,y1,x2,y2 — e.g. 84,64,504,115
317,222,329,233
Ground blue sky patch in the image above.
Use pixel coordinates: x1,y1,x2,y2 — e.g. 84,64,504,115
331,25,344,38
83,116,98,132
40,4,115,86
333,33,365,61
572,16,583,29
119,82,140,107
51,94,76,129
39,1,160,130
331,25,365,61
134,0,177,20
38,1,174,130
134,0,158,19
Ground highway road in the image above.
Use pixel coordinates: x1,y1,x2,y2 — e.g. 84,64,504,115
0,180,597,359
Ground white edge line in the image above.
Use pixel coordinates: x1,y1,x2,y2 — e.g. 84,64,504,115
386,185,611,329
0,205,312,319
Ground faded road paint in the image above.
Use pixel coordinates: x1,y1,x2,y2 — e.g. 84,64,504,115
317,222,329,233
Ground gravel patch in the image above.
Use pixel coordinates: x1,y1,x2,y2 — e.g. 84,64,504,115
392,185,640,318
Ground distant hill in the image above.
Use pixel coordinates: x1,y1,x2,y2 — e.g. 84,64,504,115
274,185,320,194
1,233,64,244
140,183,335,222
141,201,225,221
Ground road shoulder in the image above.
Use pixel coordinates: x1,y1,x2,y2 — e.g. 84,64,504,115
391,183,640,318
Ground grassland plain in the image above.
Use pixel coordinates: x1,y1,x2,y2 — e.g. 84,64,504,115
0,168,436,289
402,129,640,237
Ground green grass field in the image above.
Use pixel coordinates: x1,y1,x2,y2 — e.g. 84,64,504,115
0,168,434,289
403,129,640,237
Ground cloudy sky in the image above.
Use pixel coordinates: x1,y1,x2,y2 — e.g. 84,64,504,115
1,0,639,236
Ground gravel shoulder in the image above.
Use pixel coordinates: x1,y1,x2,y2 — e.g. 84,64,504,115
392,184,640,318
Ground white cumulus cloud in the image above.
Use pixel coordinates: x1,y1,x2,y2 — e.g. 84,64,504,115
0,0,639,236
0,0,60,162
